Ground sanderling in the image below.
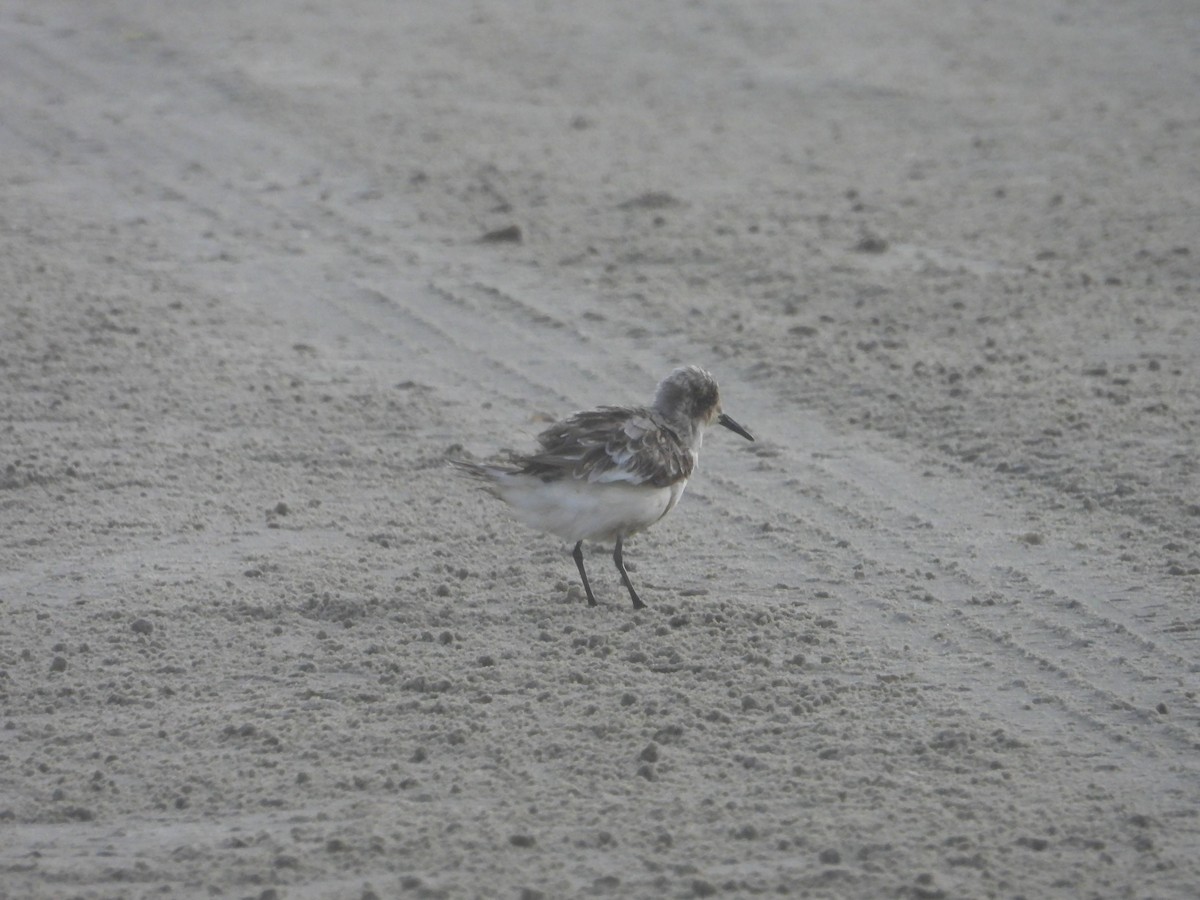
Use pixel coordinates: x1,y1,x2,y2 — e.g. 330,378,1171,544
451,366,754,609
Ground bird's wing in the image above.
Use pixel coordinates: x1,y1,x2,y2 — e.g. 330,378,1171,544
520,407,693,488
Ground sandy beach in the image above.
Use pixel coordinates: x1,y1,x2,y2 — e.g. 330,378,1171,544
2,2,1198,897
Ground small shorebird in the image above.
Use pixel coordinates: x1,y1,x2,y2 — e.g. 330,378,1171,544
451,366,754,609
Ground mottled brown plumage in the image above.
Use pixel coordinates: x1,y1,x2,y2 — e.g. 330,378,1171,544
518,407,694,488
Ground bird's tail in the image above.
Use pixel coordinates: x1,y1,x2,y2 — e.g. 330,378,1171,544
448,457,517,496
447,457,485,477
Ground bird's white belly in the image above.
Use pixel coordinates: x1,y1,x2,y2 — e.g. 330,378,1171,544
495,475,687,543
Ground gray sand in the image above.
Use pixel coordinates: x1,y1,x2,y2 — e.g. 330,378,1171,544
2,2,1198,897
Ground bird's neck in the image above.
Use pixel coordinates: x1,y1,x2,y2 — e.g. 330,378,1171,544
664,415,705,453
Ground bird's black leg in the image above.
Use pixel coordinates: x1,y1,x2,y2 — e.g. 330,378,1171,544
572,541,597,607
613,535,646,610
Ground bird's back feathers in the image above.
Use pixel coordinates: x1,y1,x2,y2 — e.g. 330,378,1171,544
516,406,694,488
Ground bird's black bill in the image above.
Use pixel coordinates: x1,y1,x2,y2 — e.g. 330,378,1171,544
717,413,755,442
